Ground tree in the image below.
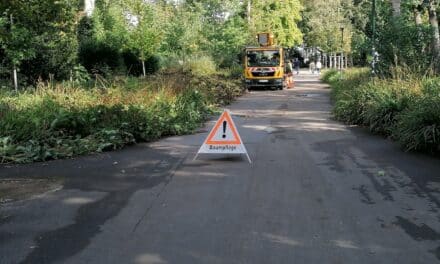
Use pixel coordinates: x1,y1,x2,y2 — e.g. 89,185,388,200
427,0,440,72
250,0,303,47
186,0,250,65
160,3,206,58
301,0,352,52
123,0,163,76
0,5,36,89
159,0,250,67
0,0,78,84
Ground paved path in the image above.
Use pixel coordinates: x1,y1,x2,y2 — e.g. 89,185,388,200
1,71,440,264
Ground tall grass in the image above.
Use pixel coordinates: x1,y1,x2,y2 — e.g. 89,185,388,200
0,71,245,163
323,68,439,154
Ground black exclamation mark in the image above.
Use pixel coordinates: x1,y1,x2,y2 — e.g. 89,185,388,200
222,121,227,138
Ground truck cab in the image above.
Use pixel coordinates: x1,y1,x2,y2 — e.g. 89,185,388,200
244,33,285,90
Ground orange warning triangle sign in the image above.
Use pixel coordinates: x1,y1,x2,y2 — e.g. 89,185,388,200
204,110,241,145
194,110,251,163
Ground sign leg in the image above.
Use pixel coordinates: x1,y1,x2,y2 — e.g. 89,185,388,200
245,152,252,164
193,152,200,161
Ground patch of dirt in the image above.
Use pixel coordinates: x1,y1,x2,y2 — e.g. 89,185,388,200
0,178,63,204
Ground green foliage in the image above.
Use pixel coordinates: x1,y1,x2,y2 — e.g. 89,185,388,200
1,0,265,84
184,56,217,77
376,18,433,76
1,0,79,82
72,65,91,84
77,2,128,76
204,15,250,67
160,5,206,57
250,0,303,46
79,40,122,75
1,17,35,67
163,0,249,67
301,0,352,52
0,71,244,163
122,0,162,75
190,73,245,106
324,68,440,154
301,0,439,73
321,69,342,84
395,80,440,152
222,62,243,78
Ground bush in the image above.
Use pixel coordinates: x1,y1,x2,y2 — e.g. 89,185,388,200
323,68,372,124
222,62,243,79
321,69,340,84
78,40,123,76
144,55,163,75
122,51,143,76
190,74,245,106
363,82,415,135
0,70,243,163
0,88,208,163
160,55,218,77
184,55,217,77
376,18,433,76
394,80,440,153
123,52,162,76
324,68,439,154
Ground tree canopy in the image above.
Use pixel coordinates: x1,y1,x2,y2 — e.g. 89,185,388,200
2,0,440,87
250,0,303,46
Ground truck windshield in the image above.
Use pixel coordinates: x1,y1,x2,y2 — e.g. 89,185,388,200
247,50,281,67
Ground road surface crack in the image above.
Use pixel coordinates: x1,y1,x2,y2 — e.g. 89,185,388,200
131,155,186,233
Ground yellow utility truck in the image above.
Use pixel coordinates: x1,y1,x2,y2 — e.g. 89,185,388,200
244,32,290,90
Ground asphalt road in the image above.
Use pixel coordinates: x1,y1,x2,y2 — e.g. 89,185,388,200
1,71,440,264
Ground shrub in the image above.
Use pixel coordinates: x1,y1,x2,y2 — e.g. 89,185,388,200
123,52,162,76
160,55,218,77
324,68,440,154
394,80,440,152
222,62,243,79
321,69,340,84
0,70,243,163
145,55,163,75
185,56,217,77
122,51,143,76
78,40,123,76
324,68,372,125
364,81,418,136
190,74,245,106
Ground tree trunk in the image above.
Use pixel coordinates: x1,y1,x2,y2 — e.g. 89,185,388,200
247,0,251,25
85,0,95,17
414,6,422,26
391,0,401,16
142,60,146,77
428,0,440,72
13,66,18,92
414,5,423,52
10,14,18,91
